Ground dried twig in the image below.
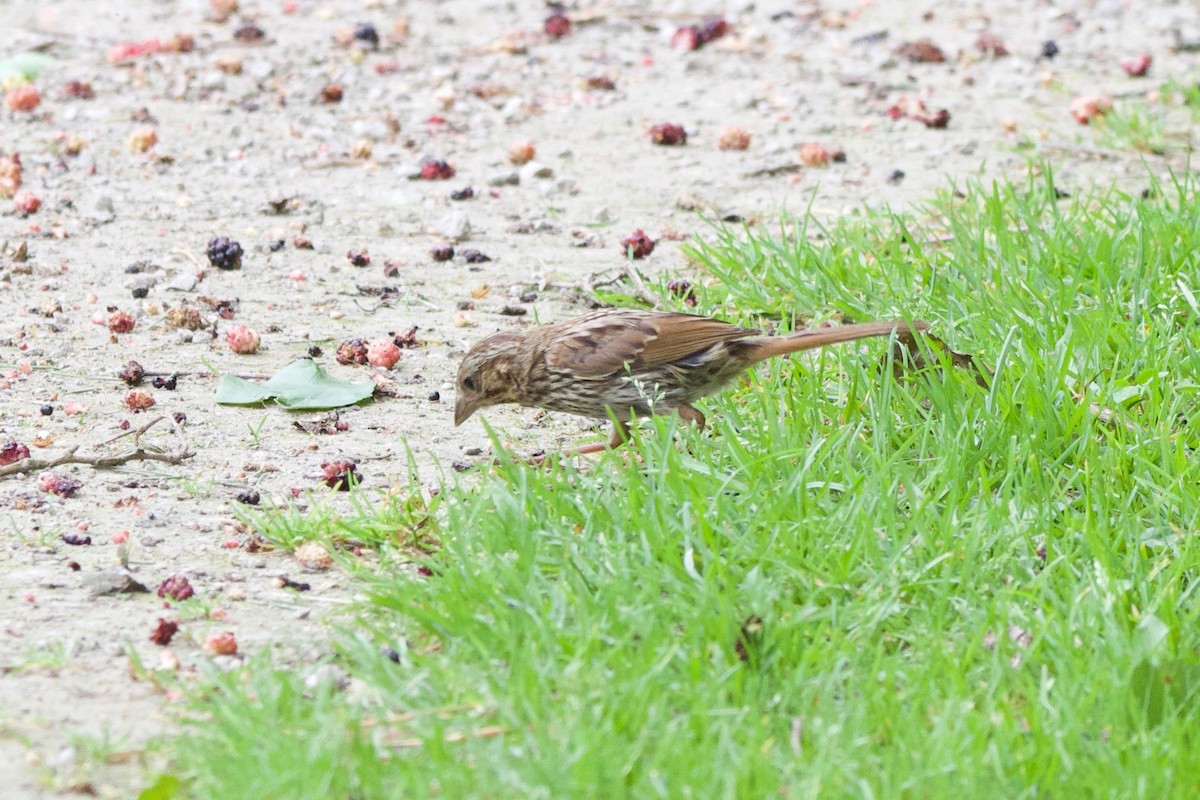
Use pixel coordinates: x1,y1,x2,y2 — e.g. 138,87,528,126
0,415,194,478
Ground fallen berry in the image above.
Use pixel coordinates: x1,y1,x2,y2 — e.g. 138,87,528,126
5,85,41,113
430,243,455,261
449,186,474,201
149,619,179,645
164,304,205,330
39,404,53,416
108,311,136,333
61,533,92,546
321,459,362,490
347,249,371,267
151,375,178,390
40,472,83,497
418,159,455,180
295,540,334,570
620,230,655,259
0,440,30,465
428,390,440,402
235,488,260,505
699,17,730,44
367,338,402,368
13,190,40,214
585,75,616,91
975,32,1009,57
128,126,158,153
799,142,831,167
1041,41,1059,59
896,39,946,63
1120,53,1151,77
544,12,572,39
124,391,155,412
672,25,701,51
203,631,238,656
233,24,266,43
206,236,243,270
225,324,261,354
352,23,380,49
60,80,95,99
649,123,687,146
461,249,491,263
1070,94,1112,125
508,140,536,165
319,84,344,104
717,127,751,151
336,338,369,365
0,153,21,199
393,326,421,348
158,575,195,601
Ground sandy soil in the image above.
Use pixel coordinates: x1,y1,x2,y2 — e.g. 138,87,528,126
1,0,1196,795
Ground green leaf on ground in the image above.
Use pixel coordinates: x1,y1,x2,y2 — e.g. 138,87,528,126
0,53,52,81
215,359,375,410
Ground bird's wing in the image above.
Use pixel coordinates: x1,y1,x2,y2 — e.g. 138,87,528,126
546,310,759,379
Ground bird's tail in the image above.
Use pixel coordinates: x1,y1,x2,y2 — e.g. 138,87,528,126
745,320,929,361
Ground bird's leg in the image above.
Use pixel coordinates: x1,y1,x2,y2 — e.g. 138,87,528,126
568,419,632,456
676,404,706,430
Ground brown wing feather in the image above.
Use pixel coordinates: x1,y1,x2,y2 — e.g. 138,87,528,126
546,310,759,379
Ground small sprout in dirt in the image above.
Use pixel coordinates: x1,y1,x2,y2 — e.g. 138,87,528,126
128,125,158,153
0,440,30,465
13,191,40,215
107,310,136,333
60,80,95,100
158,575,195,601
393,326,421,349
336,338,369,365
152,375,178,390
450,186,474,201
431,243,455,261
462,249,491,264
1041,40,1059,59
975,32,1009,57
347,249,371,267
1120,53,1151,77
649,123,687,146
226,324,261,354
718,127,751,151
367,339,402,368
667,279,697,306
206,236,243,270
124,390,155,412
5,85,41,113
149,619,178,646
428,390,440,402
319,84,344,104
419,159,456,180
61,533,91,546
544,11,572,39
1070,94,1112,125
295,540,334,570
621,229,655,259
40,472,83,498
353,22,379,49
39,404,53,416
896,38,945,63
321,459,362,490
508,141,536,165
799,142,831,167
203,632,238,656
235,488,260,505
275,575,311,592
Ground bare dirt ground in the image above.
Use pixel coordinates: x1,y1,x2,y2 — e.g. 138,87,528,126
1,0,1196,795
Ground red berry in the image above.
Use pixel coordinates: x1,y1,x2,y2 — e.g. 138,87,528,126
620,230,655,260
648,123,687,146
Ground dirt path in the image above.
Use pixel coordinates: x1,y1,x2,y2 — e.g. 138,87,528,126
1,1,1195,795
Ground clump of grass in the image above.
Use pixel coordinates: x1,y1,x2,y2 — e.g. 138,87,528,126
166,171,1200,800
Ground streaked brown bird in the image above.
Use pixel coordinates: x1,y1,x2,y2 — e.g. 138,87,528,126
455,308,928,455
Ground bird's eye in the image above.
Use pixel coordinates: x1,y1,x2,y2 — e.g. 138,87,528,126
462,375,477,391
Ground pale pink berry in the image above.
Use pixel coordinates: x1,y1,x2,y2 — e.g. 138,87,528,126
5,85,41,113
367,338,402,368
799,142,830,167
226,324,261,354
13,190,40,214
1070,94,1112,125
128,126,158,153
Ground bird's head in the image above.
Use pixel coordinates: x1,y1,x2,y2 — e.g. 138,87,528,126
454,330,525,426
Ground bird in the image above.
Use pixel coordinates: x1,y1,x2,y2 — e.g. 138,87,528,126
454,308,929,456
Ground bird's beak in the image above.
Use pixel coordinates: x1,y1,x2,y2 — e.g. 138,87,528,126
454,396,477,427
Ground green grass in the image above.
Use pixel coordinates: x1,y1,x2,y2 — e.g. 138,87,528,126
164,170,1200,799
